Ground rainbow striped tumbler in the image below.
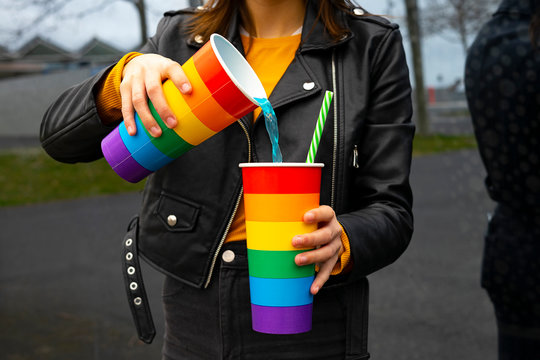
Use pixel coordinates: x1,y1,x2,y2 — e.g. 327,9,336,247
101,34,266,183
240,162,324,334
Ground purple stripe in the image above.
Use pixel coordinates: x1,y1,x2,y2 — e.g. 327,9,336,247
101,127,152,183
251,304,312,334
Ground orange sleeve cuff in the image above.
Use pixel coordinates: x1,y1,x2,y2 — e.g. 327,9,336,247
96,52,142,124
314,224,353,276
330,224,352,275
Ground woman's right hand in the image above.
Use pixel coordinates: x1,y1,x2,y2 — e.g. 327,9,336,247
120,54,192,137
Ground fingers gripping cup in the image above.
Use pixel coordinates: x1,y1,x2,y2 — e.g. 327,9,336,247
101,34,267,183
240,162,324,334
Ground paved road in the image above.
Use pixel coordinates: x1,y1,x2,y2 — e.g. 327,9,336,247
0,149,497,359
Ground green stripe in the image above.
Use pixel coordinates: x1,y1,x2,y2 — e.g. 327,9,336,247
142,101,194,158
247,249,315,279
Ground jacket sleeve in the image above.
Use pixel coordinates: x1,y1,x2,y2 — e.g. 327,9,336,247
39,16,173,163
338,27,415,282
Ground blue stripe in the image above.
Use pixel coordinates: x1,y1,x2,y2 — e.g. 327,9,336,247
249,276,314,307
119,115,174,171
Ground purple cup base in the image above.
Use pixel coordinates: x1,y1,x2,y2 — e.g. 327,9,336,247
101,127,152,183
251,304,312,334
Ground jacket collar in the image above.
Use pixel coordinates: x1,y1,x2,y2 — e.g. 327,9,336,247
299,0,353,53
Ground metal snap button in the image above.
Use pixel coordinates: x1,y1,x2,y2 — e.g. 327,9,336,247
134,297,142,306
167,215,177,226
353,8,365,16
125,238,133,247
130,282,138,291
222,250,235,263
127,266,136,275
303,82,315,91
194,35,204,44
126,252,133,261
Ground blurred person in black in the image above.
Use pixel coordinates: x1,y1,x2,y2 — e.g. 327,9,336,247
465,0,540,358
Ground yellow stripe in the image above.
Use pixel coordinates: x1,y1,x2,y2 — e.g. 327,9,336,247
162,80,217,145
244,193,319,222
245,221,316,251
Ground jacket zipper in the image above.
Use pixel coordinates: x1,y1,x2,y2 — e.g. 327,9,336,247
331,51,338,209
353,145,359,168
204,119,251,288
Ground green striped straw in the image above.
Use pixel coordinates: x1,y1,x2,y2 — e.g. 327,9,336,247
306,90,334,163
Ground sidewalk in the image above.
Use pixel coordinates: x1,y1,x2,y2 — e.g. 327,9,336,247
0,149,497,359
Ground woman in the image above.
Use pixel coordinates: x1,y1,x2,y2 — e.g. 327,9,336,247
41,0,414,358
465,0,540,358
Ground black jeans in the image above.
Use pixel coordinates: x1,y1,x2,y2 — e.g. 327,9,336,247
482,205,540,360
161,241,369,360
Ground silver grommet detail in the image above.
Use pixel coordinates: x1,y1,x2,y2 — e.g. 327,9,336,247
167,215,177,227
194,35,204,44
222,250,235,263
126,252,133,261
134,297,142,306
130,282,138,291
125,238,133,247
353,8,365,16
127,266,136,275
303,82,315,91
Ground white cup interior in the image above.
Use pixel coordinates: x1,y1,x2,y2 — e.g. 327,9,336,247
211,34,267,104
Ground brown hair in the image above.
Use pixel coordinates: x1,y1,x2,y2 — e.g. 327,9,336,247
187,0,362,44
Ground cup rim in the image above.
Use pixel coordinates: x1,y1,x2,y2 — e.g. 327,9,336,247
239,162,324,168
210,34,266,105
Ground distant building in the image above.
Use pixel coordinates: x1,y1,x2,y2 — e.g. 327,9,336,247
0,36,124,78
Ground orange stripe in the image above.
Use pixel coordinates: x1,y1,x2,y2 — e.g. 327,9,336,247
182,58,238,132
193,41,257,119
244,193,319,222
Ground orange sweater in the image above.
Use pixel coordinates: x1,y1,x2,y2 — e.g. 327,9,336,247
95,34,351,275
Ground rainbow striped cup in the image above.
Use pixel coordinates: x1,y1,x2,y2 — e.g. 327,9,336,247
240,162,324,334
101,34,266,183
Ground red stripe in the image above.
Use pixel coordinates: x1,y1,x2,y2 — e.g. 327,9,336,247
193,42,257,119
242,166,322,194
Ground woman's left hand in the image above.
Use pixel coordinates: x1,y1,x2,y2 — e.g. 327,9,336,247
292,205,344,295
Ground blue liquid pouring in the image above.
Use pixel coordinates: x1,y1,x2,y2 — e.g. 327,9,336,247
255,97,283,163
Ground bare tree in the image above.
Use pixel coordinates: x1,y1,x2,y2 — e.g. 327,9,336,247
128,0,148,48
404,0,429,135
421,0,499,54
0,0,158,48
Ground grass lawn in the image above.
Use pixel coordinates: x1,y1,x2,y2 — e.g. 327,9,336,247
412,133,477,156
0,134,477,207
0,148,145,207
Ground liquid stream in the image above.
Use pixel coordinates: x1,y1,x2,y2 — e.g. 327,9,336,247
255,97,283,163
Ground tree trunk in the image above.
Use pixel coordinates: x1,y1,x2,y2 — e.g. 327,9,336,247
404,0,429,135
134,0,148,48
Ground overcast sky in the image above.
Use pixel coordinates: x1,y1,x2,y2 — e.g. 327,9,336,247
1,0,466,87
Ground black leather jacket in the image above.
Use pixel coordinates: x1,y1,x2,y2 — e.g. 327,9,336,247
41,1,414,290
